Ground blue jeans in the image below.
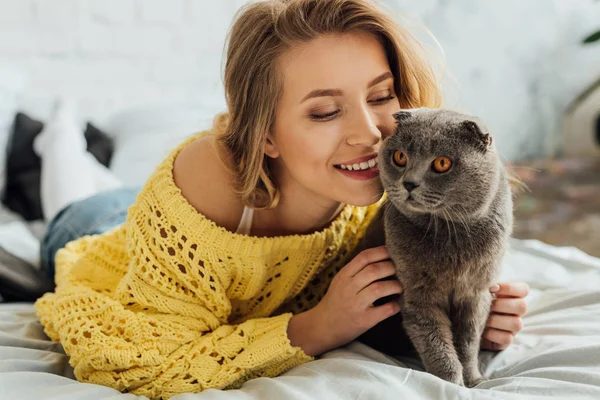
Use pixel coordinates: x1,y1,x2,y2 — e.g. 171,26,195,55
40,187,140,279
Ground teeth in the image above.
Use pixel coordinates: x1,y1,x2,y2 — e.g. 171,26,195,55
338,157,378,171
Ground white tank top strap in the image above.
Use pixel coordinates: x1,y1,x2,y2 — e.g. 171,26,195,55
235,206,254,235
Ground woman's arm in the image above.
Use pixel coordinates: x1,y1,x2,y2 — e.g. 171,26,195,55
43,285,314,397
36,136,323,397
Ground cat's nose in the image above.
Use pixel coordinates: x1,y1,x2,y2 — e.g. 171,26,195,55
403,181,419,192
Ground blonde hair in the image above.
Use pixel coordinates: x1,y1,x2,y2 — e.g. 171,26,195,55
215,0,443,209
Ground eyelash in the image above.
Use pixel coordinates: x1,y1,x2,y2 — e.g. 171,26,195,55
309,95,396,121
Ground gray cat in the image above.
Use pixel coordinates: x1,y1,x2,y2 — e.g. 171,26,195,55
358,108,513,387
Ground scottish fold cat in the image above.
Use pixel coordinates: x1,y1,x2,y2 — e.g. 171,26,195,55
358,108,513,387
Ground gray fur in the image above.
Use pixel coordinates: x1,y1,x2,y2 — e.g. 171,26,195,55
363,108,513,387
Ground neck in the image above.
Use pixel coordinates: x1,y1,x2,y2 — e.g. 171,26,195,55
252,174,345,237
271,195,344,236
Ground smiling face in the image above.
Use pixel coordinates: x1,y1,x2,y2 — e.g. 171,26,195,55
264,32,401,207
379,108,500,219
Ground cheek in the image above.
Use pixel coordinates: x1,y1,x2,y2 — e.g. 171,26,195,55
279,122,342,169
384,165,405,183
422,174,451,194
380,101,401,139
429,169,475,197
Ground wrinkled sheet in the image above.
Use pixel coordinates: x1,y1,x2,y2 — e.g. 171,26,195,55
1,239,600,400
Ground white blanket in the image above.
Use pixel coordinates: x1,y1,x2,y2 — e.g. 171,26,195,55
1,239,600,400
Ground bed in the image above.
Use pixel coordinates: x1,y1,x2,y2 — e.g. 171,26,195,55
1,237,599,400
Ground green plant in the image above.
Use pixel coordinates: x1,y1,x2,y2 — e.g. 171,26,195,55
583,30,600,44
582,0,600,44
565,3,600,133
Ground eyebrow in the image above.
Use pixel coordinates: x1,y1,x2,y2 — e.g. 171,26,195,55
300,71,394,103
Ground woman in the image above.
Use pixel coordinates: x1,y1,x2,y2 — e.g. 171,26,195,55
34,0,529,398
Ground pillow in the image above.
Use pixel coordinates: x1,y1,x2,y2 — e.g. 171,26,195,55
2,112,114,221
104,101,225,186
84,121,115,168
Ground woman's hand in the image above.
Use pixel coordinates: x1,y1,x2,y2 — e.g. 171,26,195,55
481,282,530,351
288,246,403,357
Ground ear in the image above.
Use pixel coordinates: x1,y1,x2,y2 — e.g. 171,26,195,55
460,120,491,152
393,111,412,122
264,132,280,158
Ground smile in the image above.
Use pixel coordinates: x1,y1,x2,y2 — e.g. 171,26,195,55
334,154,380,181
338,158,378,171
334,154,378,171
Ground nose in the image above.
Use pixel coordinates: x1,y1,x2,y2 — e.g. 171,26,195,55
346,107,381,146
403,181,419,192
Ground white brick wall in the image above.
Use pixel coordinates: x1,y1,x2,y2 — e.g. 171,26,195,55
0,0,243,122
0,0,598,159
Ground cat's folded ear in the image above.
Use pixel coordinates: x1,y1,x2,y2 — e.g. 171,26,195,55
460,120,492,152
393,111,412,122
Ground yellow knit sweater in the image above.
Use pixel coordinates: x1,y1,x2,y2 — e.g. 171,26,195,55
34,132,383,399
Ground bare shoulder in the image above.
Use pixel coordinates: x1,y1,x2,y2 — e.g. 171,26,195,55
173,135,243,232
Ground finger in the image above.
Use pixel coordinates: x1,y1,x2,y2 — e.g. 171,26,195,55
343,246,390,277
480,337,509,351
494,282,530,298
353,261,397,290
358,279,404,305
366,300,401,327
482,328,514,348
491,298,528,316
486,314,523,333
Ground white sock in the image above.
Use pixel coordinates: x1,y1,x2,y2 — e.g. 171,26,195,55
34,99,123,222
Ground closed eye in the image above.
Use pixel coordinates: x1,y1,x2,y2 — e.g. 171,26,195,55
310,109,340,121
310,94,395,121
369,95,395,105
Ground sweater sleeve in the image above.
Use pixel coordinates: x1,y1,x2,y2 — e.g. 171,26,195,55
39,287,311,398
35,200,313,399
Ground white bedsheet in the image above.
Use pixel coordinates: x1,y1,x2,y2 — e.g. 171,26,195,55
1,238,600,400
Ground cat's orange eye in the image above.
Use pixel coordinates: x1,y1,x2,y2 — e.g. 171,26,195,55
393,150,407,167
432,157,452,173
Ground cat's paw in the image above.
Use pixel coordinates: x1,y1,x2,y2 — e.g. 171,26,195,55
465,376,488,388
452,376,465,387
438,372,464,386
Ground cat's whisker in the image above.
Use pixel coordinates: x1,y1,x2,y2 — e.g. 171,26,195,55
458,213,472,239
370,192,383,202
421,193,443,203
448,211,459,244
451,205,476,252
496,148,510,164
449,205,472,239
420,214,434,244
424,191,443,198
441,209,453,243
446,209,458,244
440,209,449,238
460,208,473,236
387,189,403,203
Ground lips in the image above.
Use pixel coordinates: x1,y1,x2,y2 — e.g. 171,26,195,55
334,154,378,171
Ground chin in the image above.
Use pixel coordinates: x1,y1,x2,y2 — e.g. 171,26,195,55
332,177,384,207
345,187,385,207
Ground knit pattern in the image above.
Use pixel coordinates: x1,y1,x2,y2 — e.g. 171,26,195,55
34,132,384,399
